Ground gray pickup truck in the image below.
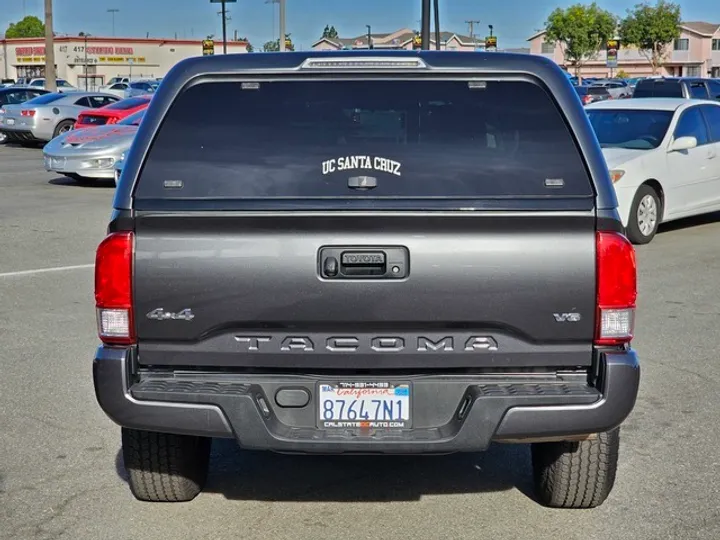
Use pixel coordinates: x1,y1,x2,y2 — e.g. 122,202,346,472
93,51,640,508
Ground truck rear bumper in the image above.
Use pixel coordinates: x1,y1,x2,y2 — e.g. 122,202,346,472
93,346,639,454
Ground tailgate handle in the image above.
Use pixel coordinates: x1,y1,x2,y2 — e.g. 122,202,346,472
319,247,409,280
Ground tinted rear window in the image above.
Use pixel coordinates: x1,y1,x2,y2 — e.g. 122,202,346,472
106,97,149,110
588,87,609,95
633,81,683,98
135,79,593,203
26,93,65,105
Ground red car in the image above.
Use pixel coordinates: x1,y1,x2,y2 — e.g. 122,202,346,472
75,95,151,130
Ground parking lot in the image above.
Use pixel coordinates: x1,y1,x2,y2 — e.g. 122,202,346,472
0,142,719,540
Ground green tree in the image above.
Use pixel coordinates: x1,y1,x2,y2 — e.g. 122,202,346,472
263,39,279,52
262,33,294,52
321,25,338,39
619,0,681,75
544,3,617,79
5,15,45,38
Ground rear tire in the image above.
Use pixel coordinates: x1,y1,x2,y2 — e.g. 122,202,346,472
121,428,212,502
53,119,74,139
531,428,620,509
626,184,661,244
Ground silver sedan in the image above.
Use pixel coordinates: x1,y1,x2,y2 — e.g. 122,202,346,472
43,109,144,184
0,91,119,144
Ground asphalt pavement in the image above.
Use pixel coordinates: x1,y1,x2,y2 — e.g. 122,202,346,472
0,144,718,540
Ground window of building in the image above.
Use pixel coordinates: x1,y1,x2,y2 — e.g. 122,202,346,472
712,39,720,51
685,65,701,77
541,42,554,54
674,38,689,51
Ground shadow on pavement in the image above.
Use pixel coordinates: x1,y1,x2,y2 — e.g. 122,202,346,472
48,177,115,188
115,440,535,503
658,210,720,234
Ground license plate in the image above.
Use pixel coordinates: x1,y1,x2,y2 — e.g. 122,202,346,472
6,118,15,125
318,382,411,429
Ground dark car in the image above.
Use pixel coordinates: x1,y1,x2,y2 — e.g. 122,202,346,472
575,84,612,105
93,51,640,508
632,77,720,100
0,87,50,143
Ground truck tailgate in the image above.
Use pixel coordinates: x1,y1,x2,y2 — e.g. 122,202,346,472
134,212,596,370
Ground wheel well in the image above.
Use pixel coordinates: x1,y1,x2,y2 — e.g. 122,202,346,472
642,179,664,219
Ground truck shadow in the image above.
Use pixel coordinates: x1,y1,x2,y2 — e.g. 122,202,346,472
48,177,115,188
115,441,535,502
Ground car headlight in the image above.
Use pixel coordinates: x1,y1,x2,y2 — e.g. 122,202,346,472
609,169,625,183
81,157,115,169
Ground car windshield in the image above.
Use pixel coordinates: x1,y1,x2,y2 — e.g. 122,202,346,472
587,109,674,150
119,109,146,126
25,93,66,105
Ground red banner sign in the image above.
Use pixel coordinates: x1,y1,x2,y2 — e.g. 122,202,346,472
16,45,135,56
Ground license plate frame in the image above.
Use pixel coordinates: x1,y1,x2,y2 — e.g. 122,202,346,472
317,381,411,429
6,118,15,126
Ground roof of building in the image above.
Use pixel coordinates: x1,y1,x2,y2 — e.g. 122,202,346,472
680,22,720,36
313,28,485,49
0,36,248,46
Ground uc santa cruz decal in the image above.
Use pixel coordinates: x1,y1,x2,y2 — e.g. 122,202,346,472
322,155,402,177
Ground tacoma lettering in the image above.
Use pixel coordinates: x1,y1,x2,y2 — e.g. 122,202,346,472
234,335,497,353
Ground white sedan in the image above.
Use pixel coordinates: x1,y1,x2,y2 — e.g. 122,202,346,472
587,98,720,244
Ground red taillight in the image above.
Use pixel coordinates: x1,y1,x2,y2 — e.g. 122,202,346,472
582,95,592,104
595,231,637,346
95,231,135,345
107,117,118,124
21,109,36,117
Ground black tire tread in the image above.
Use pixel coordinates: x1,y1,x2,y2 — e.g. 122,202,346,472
121,428,211,502
626,184,660,245
532,428,620,509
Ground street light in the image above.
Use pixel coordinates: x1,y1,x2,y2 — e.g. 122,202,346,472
107,9,119,37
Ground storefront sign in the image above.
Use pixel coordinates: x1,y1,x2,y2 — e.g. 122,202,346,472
606,39,619,68
98,56,147,63
202,39,215,55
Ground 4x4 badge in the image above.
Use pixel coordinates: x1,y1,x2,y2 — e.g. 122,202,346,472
146,308,195,321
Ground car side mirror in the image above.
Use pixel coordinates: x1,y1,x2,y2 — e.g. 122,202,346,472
669,136,697,152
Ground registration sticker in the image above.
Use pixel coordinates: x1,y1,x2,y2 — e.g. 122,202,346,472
318,382,411,429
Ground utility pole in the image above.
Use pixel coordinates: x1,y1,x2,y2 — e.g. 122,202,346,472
421,0,431,49
465,19,480,49
108,9,119,37
44,0,56,91
221,2,228,53
433,0,440,50
216,4,231,53
366,25,372,49
279,0,286,52
83,33,90,90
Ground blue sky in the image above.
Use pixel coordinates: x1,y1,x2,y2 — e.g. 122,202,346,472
2,0,719,50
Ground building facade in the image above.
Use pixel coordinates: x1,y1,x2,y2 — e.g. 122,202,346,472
528,21,720,78
312,28,487,52
0,36,248,88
